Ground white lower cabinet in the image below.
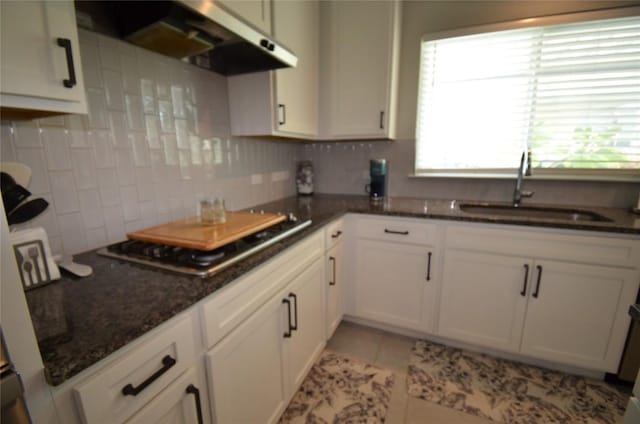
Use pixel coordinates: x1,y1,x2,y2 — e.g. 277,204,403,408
353,216,439,332
73,313,198,424
355,239,435,331
326,241,344,338
206,290,288,424
519,260,638,370
439,249,529,353
439,224,640,372
325,219,345,338
207,258,325,424
126,367,209,424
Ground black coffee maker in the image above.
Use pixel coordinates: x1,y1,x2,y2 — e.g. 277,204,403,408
366,159,388,202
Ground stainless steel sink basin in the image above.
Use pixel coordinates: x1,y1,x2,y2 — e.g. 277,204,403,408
459,203,613,222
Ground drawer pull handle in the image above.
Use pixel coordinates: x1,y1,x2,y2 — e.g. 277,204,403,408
329,256,336,286
186,384,204,424
384,229,409,235
532,265,543,298
56,38,77,88
283,298,292,338
426,252,432,281
521,264,529,296
289,293,298,331
278,104,286,125
331,230,342,239
121,355,176,396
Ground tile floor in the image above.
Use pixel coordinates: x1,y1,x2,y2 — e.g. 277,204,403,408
326,321,499,424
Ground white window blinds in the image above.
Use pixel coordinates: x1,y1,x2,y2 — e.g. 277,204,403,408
415,13,640,175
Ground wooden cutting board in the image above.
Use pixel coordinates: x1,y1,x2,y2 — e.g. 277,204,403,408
127,211,286,251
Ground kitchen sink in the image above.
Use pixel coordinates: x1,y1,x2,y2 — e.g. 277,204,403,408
458,203,613,222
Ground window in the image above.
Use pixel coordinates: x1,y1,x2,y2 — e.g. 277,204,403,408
415,9,640,178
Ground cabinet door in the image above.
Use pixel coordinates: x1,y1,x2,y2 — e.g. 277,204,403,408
273,0,319,136
207,294,288,424
520,260,639,372
325,0,399,138
218,0,272,34
285,258,326,392
0,1,86,113
327,241,344,338
126,367,209,424
439,249,530,353
354,239,433,331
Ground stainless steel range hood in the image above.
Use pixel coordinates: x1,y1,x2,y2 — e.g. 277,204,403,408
88,0,297,76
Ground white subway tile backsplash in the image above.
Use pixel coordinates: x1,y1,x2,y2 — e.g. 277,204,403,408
90,130,116,168
71,149,98,190
103,69,125,111
109,111,129,149
124,219,145,234
136,168,154,202
175,119,189,150
1,124,16,161
171,85,186,118
96,168,120,206
125,94,145,131
42,128,72,170
7,31,298,257
139,200,157,228
158,100,174,133
15,148,50,194
86,88,109,129
120,186,140,222
79,31,103,89
78,189,104,229
49,171,80,214
145,115,161,149
121,52,140,95
57,212,88,255
102,205,126,243
85,227,108,250
179,150,192,180
13,121,42,148
140,79,156,113
115,149,136,186
161,134,179,166
98,35,121,71
66,114,89,147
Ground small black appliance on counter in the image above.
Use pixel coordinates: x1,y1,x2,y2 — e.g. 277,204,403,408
366,159,388,202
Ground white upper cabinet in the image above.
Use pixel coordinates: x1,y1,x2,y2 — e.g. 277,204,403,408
0,0,87,118
227,0,319,138
217,0,272,34
320,0,401,140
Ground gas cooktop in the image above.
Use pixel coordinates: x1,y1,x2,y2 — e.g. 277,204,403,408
98,214,311,277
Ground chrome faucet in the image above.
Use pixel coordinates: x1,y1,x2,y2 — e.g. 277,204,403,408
513,152,534,207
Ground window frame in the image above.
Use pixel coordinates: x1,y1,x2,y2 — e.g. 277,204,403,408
414,5,640,181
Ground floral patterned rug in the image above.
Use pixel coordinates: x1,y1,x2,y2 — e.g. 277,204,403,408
407,340,628,424
280,350,395,423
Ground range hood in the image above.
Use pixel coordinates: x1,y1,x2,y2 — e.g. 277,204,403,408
81,1,297,75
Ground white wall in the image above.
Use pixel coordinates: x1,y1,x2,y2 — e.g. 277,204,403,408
303,1,640,208
1,30,300,257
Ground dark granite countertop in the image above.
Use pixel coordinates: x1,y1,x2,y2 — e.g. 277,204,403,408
25,194,640,386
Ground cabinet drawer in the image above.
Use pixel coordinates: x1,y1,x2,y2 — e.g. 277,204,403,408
201,231,323,349
446,223,640,268
325,218,344,250
73,314,197,424
356,215,438,246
